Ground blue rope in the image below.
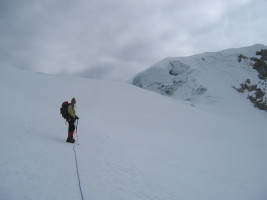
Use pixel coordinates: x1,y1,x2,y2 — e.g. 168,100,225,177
73,119,84,200
73,142,84,200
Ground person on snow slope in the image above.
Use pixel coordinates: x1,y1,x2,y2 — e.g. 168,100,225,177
66,97,79,143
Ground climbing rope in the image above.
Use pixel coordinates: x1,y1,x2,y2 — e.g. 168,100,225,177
73,120,84,200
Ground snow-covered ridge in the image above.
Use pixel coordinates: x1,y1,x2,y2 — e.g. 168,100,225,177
132,44,267,103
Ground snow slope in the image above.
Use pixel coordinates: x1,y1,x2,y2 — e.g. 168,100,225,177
132,44,267,105
0,61,267,200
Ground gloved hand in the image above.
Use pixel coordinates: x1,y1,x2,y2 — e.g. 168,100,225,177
75,116,79,120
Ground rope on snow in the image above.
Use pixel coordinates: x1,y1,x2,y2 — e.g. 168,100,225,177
73,120,84,200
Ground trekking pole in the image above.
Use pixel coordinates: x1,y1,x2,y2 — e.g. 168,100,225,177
76,119,79,145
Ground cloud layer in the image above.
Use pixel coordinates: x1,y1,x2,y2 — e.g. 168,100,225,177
0,0,266,80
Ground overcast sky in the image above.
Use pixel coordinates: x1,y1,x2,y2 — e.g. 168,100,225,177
0,0,266,81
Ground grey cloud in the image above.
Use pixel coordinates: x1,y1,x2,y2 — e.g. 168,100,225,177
0,0,266,80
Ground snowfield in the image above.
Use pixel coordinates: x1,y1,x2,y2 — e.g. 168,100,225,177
1,45,267,200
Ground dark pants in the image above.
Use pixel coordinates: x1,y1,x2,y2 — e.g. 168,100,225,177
68,119,75,137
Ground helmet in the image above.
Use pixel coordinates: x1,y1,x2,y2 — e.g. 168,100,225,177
71,97,76,104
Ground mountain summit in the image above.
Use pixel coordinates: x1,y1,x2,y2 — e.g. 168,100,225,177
132,44,267,110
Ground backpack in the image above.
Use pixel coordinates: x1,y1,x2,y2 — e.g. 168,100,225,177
60,101,70,120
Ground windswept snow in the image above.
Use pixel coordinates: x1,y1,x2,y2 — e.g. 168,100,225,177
1,44,267,200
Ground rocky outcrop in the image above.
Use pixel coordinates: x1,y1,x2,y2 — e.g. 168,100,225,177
235,49,267,112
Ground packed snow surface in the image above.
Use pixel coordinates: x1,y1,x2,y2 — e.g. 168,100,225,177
1,45,267,200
